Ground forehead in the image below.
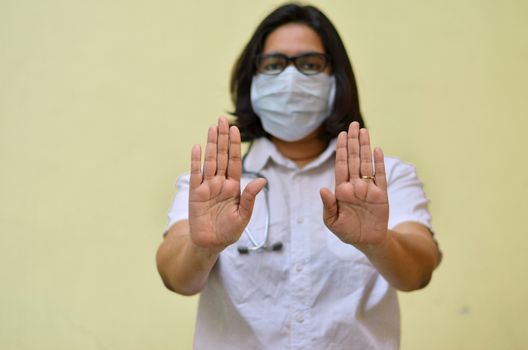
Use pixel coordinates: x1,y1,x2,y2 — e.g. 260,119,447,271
262,23,325,55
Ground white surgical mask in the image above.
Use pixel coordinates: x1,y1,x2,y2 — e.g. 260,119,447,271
250,66,336,142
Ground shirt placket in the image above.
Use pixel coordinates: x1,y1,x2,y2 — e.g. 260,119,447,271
288,170,311,349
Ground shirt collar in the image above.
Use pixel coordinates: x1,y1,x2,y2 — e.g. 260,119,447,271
243,137,337,173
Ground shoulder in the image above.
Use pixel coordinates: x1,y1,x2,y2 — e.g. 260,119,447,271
383,156,420,183
175,173,191,188
383,156,432,229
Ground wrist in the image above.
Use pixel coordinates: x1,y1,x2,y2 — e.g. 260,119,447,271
354,229,393,258
187,235,223,265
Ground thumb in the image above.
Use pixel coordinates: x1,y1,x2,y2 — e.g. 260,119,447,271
239,178,267,222
320,187,338,224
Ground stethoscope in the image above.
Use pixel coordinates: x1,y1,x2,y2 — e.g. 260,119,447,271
237,153,283,254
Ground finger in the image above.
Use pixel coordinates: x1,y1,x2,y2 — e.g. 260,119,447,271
335,131,349,185
374,147,388,191
227,125,242,181
189,144,202,189
359,128,374,177
216,117,229,177
238,178,267,222
203,125,217,179
347,121,361,180
320,187,338,225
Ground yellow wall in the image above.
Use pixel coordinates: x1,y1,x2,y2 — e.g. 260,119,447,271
1,0,526,349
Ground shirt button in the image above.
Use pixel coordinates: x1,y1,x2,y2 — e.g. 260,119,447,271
296,217,303,224
296,313,304,323
295,264,303,272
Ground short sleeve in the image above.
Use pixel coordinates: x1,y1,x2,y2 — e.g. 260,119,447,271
385,158,433,231
165,174,191,233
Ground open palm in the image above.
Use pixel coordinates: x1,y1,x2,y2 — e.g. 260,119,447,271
320,122,389,246
188,117,266,251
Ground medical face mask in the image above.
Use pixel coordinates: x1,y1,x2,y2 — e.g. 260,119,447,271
250,66,336,142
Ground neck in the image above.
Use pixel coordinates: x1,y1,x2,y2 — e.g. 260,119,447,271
271,128,328,168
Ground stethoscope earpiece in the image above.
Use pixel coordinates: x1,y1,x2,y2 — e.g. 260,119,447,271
237,241,283,255
271,242,283,251
237,246,249,254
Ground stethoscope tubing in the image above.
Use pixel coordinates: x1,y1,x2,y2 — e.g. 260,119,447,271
238,152,281,253
242,180,270,251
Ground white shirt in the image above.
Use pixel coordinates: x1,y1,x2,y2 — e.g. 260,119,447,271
167,137,432,350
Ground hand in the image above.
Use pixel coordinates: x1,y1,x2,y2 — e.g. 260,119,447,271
188,117,266,251
320,122,389,246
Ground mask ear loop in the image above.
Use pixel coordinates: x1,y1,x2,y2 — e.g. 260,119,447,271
326,75,337,114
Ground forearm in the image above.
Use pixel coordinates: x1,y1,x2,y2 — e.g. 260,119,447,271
356,222,440,292
156,221,221,296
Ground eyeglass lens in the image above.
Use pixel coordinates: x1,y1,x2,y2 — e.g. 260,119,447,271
257,53,328,75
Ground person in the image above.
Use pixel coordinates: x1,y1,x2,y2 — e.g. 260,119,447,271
156,3,441,349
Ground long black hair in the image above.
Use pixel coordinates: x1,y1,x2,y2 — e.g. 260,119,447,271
230,3,365,142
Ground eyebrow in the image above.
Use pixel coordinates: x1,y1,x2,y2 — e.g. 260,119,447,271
259,51,326,56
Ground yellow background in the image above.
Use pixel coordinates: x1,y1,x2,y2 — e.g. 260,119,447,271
1,0,527,349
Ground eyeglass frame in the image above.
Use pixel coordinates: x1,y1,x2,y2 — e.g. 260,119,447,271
255,52,331,76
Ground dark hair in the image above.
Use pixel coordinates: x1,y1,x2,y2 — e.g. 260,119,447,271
230,3,365,142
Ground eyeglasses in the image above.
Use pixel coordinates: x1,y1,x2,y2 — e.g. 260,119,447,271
255,52,330,76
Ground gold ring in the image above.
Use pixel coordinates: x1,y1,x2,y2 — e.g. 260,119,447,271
361,175,375,181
